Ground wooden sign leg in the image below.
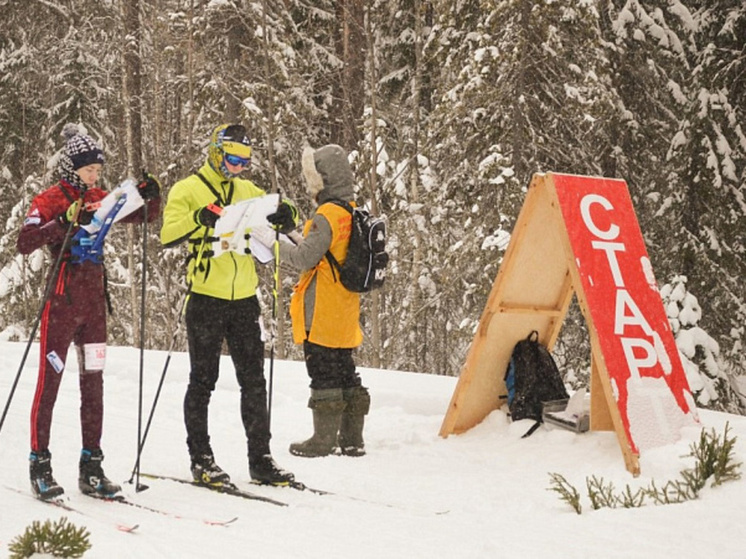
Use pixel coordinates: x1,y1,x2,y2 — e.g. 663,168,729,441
589,354,613,431
589,349,640,475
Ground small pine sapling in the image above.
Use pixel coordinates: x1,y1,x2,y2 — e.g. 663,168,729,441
549,424,742,514
547,473,582,514
8,516,91,558
615,484,645,508
586,475,616,510
643,479,693,505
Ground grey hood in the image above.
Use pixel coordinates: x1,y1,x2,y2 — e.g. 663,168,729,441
302,144,355,203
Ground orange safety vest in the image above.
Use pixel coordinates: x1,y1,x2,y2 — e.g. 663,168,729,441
290,202,363,348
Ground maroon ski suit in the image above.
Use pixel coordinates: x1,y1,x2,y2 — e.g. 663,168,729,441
16,179,160,453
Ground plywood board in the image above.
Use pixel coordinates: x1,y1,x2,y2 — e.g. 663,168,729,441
439,174,572,437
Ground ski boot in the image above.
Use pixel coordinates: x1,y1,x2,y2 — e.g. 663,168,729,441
79,448,121,498
249,454,294,486
30,449,64,500
191,453,231,486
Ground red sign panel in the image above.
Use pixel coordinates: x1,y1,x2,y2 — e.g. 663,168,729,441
552,174,697,453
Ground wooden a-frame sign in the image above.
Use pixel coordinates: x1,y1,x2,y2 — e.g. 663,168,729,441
439,172,698,475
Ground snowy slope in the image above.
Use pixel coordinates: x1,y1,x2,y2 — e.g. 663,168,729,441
0,340,744,558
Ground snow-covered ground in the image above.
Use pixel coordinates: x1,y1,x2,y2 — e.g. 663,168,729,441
0,340,744,558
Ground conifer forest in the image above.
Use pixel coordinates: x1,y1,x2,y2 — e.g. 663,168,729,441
0,1,744,412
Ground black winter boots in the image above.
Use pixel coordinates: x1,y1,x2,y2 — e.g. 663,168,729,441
30,449,64,500
79,448,121,498
289,386,370,458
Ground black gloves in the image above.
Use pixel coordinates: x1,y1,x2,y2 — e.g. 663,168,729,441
194,203,223,228
138,171,161,200
78,205,96,226
266,200,298,234
58,200,96,227
195,199,295,231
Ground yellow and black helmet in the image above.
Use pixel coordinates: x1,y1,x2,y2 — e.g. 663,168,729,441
208,123,252,178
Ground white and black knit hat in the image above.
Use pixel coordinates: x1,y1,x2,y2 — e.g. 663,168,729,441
60,123,105,172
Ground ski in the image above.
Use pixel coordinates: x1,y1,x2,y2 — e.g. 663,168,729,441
140,472,288,507
249,479,450,515
250,478,330,496
43,496,85,515
81,491,239,526
3,486,139,533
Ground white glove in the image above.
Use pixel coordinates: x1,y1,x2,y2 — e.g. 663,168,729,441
250,224,278,249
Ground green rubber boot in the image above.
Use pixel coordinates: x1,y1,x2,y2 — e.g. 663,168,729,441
338,386,370,457
289,388,346,458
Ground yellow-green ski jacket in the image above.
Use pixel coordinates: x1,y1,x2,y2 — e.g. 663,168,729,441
160,163,266,300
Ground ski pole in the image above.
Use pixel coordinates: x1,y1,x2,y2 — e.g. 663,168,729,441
0,193,87,438
128,288,188,489
129,227,211,487
266,201,281,427
132,199,149,491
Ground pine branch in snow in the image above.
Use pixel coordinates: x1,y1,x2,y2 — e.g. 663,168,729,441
615,485,645,508
585,475,616,510
547,473,582,514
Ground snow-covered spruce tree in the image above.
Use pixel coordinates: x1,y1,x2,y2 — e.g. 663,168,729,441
593,1,745,404
0,0,122,341
422,0,616,376
650,1,746,379
283,0,371,361
661,276,744,414
124,1,214,353
0,2,52,326
597,0,697,230
349,0,446,373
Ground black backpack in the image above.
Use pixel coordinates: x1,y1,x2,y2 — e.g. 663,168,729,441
503,330,569,437
325,200,389,293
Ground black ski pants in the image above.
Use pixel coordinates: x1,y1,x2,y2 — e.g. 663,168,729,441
302,339,362,391
184,293,271,461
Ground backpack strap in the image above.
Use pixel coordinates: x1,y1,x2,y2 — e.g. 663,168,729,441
323,199,354,283
521,421,542,439
57,182,78,204
196,172,234,207
187,173,232,279
326,251,341,283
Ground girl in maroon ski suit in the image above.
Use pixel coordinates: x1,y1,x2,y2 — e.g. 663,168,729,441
16,124,160,499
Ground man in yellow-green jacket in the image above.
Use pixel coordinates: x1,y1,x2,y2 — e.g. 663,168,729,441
160,123,298,486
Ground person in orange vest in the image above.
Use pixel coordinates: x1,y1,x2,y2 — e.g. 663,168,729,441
252,144,370,458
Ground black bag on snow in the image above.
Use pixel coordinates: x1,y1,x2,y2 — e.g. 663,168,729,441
325,200,389,293
503,330,569,437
